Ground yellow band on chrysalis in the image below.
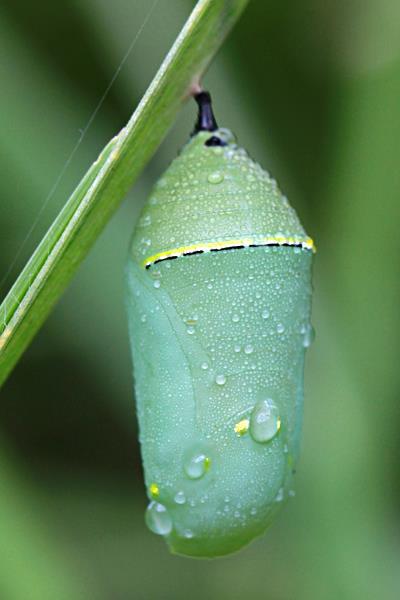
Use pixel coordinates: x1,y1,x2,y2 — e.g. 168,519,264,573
142,236,316,268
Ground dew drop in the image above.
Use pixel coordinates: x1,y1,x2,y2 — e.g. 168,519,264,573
244,344,254,355
207,171,224,184
215,374,226,385
145,501,172,536
276,323,285,334
153,280,161,289
174,491,186,505
275,488,284,503
184,452,211,479
139,214,152,227
201,362,209,370
302,323,315,348
187,325,195,335
262,309,270,319
183,529,194,539
232,314,240,323
250,399,281,443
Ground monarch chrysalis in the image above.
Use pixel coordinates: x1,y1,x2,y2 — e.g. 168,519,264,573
126,92,315,558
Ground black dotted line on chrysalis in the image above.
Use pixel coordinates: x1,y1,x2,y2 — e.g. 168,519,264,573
145,242,306,269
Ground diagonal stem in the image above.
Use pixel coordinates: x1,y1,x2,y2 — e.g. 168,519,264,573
0,0,249,386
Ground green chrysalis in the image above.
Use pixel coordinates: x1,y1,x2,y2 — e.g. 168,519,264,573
126,92,315,558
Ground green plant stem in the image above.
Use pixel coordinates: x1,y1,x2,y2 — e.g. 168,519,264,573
0,0,249,386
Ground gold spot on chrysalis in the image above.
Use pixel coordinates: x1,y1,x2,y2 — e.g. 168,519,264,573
149,483,160,498
234,419,250,436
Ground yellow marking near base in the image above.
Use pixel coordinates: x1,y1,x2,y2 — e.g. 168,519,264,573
142,236,316,268
149,483,160,498
234,418,250,436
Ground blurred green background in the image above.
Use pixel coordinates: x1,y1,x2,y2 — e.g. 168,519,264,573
1,1,400,598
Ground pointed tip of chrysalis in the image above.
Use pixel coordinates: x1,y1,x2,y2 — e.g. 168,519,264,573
192,91,218,135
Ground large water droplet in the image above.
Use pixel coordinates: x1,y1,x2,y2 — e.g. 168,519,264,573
207,171,224,184
250,399,281,443
145,501,172,536
184,452,211,479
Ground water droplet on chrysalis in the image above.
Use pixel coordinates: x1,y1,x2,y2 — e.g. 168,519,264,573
184,452,211,479
250,399,281,443
183,529,194,539
145,501,172,536
174,491,186,505
302,323,315,348
207,171,224,184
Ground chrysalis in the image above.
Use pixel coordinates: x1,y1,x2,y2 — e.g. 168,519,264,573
126,92,315,558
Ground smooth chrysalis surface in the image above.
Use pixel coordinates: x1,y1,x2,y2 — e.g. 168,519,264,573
126,95,314,558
